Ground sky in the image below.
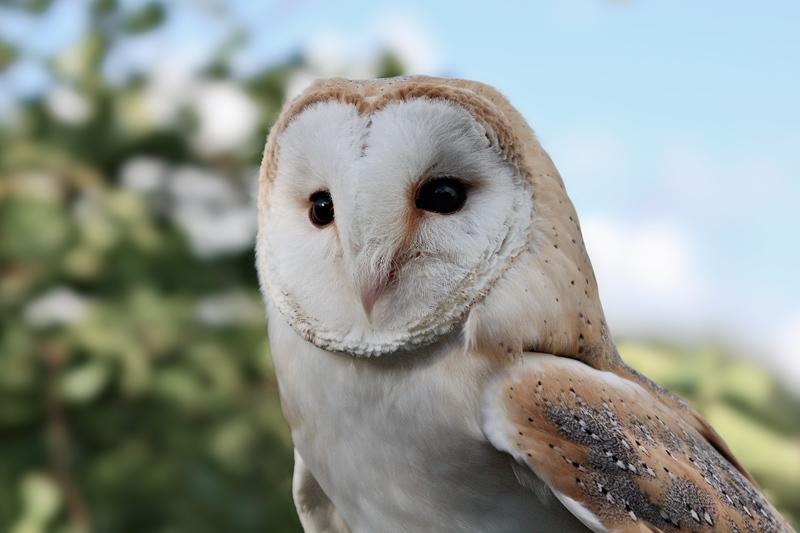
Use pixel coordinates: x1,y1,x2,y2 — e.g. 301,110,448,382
3,0,799,387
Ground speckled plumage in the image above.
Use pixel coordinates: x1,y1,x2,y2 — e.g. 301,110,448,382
256,76,794,533
484,355,791,532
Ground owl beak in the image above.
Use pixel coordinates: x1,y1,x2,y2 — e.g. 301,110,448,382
358,254,401,323
360,282,385,324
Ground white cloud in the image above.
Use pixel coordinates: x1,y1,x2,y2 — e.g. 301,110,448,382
375,13,442,75
285,71,321,102
285,12,443,100
581,214,800,392
582,216,712,334
770,313,800,394
305,31,353,77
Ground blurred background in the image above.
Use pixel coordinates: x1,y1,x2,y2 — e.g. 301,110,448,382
0,0,798,531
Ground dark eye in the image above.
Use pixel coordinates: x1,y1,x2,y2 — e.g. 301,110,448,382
309,190,334,227
415,178,467,214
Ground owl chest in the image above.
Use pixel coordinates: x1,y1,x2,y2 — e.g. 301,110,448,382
274,337,492,497
269,327,586,532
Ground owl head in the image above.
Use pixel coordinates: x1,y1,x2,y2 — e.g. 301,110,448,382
257,76,614,364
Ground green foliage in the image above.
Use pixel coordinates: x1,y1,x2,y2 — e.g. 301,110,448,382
0,1,302,531
0,0,52,13
0,126,301,532
121,3,165,35
0,40,17,72
377,51,405,79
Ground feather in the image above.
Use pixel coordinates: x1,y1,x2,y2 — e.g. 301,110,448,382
482,353,795,533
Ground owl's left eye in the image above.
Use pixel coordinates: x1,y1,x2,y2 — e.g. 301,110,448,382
415,178,467,215
309,190,334,227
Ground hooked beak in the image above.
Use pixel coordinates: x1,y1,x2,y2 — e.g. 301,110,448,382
357,251,406,324
359,278,387,324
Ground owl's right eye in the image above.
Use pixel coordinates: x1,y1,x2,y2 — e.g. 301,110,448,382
309,190,335,227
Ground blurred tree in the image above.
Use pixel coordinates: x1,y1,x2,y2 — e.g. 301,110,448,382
0,0,53,12
0,39,16,72
0,0,303,531
121,3,165,35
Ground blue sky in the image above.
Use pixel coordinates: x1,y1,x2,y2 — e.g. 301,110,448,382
3,0,799,385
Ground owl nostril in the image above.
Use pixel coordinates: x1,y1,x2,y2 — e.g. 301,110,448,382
309,190,334,227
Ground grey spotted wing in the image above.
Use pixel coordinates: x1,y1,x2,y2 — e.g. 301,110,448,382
482,353,794,533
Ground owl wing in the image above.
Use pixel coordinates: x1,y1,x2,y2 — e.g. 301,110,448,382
481,353,795,533
292,449,352,533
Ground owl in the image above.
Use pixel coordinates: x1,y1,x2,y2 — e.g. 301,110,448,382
256,76,794,533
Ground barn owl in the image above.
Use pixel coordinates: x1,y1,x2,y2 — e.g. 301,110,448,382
256,76,794,533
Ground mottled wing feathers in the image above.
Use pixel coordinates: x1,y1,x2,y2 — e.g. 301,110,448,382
618,365,759,489
482,354,794,533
